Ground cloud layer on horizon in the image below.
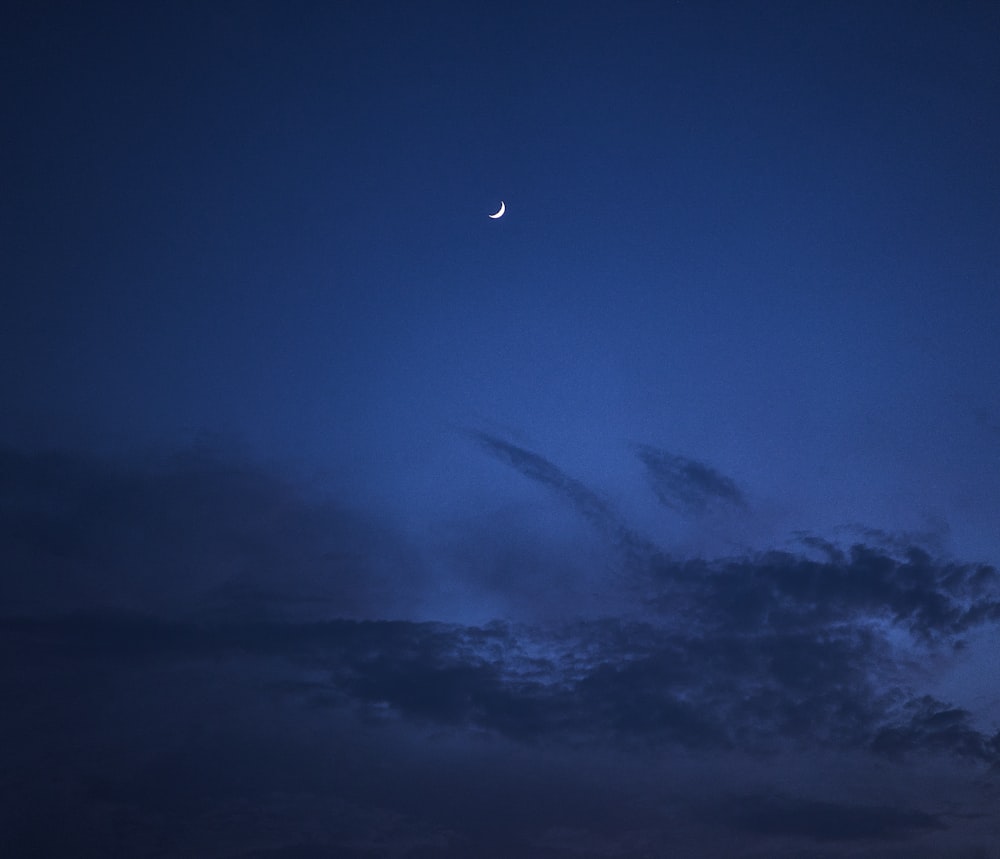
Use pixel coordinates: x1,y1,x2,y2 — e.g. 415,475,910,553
3,439,1000,857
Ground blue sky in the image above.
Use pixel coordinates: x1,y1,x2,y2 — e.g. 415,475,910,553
3,2,1000,856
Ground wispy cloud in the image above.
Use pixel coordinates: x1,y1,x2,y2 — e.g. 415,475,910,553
467,430,656,560
633,443,748,516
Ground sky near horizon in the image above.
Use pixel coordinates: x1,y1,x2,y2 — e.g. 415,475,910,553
3,2,1000,856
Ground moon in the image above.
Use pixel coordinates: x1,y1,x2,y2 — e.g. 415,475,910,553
488,201,505,219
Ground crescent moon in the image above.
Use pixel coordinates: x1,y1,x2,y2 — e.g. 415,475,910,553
488,201,505,219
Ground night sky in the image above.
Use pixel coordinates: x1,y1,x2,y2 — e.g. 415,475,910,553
3,2,1000,857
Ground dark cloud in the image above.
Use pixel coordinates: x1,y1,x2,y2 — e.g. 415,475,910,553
4,442,1000,856
230,848,369,859
633,443,748,516
837,519,953,558
4,439,999,765
466,432,617,528
646,545,1000,643
467,430,655,560
721,795,946,842
4,593,995,766
5,446,999,762
872,696,1000,766
0,444,421,619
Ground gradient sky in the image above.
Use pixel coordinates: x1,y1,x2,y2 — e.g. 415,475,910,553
3,2,1000,857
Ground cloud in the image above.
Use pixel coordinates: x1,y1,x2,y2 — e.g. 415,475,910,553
633,443,748,516
466,430,655,560
0,444,422,619
721,794,946,842
4,440,1000,856
835,519,953,558
6,588,996,766
646,545,1000,643
5,441,1000,763
872,696,1000,766
228,848,365,858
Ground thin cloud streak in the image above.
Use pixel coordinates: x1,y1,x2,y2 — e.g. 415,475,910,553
467,430,657,561
633,443,748,516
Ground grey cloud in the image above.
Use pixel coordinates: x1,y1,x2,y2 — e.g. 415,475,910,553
467,430,655,560
872,696,1000,766
721,795,946,842
230,849,367,858
3,597,998,856
466,432,615,525
466,435,999,648
633,443,747,516
647,545,1000,642
839,520,953,558
4,442,1000,857
0,444,420,619
4,601,991,765
5,443,1000,764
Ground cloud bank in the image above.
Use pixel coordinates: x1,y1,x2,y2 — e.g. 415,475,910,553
3,439,1000,857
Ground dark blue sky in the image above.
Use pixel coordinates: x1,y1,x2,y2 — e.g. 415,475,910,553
3,2,1000,856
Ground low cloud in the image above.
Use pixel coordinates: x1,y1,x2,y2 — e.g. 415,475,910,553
4,440,1000,856
872,696,1000,765
646,545,1000,642
0,444,421,619
721,795,946,842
